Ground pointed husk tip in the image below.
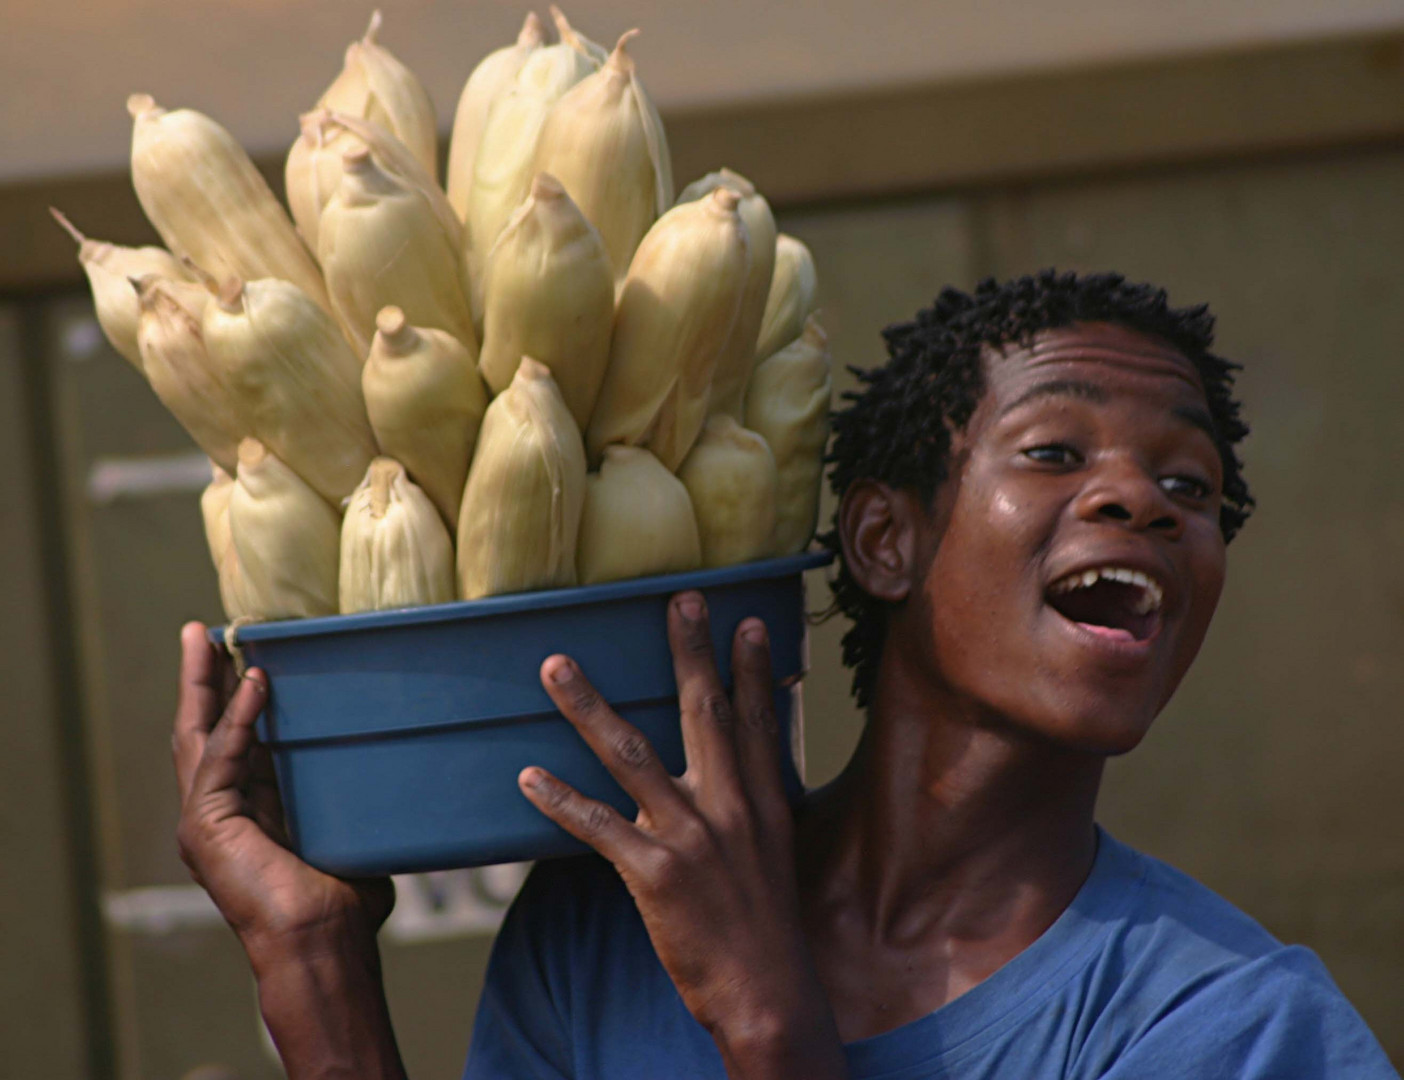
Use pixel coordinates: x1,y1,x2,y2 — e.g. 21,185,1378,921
708,187,743,214
374,306,417,354
516,355,551,382
49,207,89,250
216,278,246,313
237,437,269,468
368,457,401,517
608,29,641,72
520,10,547,46
363,9,383,45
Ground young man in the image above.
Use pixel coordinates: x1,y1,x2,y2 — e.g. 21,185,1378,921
173,271,1397,1078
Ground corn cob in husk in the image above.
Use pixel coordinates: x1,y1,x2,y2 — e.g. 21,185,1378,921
319,148,477,357
577,445,701,585
446,12,547,222
532,29,672,292
289,110,461,265
755,233,818,363
676,169,776,419
678,415,778,569
364,306,489,529
51,208,200,370
340,458,456,614
220,438,341,622
314,10,438,178
586,187,749,471
744,314,831,555
134,276,244,474
478,173,614,430
127,94,330,315
457,358,586,599
202,277,377,506
465,40,598,325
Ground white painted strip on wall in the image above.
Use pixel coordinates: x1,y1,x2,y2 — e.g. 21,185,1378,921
102,864,531,941
87,451,212,505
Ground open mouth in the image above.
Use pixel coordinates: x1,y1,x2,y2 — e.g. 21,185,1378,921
1046,566,1164,644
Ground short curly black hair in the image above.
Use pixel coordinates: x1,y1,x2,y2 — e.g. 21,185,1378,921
819,269,1254,709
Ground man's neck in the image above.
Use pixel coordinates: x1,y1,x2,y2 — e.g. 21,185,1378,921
792,656,1104,1038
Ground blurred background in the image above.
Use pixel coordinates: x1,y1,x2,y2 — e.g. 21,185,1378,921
3,1,1403,1076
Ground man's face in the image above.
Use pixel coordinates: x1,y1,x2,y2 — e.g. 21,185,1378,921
901,321,1229,754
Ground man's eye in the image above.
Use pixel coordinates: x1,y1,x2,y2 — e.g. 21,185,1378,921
1023,444,1081,466
1160,475,1212,499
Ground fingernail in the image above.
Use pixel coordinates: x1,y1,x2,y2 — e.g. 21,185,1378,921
549,659,575,684
520,768,543,790
677,595,704,622
742,621,767,645
243,673,267,695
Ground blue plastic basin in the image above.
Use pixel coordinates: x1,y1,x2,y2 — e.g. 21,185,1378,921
209,552,831,876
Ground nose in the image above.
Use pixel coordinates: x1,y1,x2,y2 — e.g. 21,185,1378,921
1073,456,1183,539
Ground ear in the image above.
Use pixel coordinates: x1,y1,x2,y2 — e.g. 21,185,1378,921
837,480,926,604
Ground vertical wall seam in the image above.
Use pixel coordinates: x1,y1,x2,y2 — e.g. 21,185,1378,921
15,294,116,1080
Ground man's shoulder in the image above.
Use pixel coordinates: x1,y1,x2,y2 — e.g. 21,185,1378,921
1101,833,1286,964
1071,834,1394,1075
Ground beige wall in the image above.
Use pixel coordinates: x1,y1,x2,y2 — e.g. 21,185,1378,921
7,0,1404,182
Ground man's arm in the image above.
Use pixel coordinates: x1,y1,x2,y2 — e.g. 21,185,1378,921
250,926,406,1080
172,623,405,1079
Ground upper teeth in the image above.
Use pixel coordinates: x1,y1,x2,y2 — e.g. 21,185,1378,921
1049,566,1164,614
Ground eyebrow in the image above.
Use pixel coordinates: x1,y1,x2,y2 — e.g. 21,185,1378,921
1000,379,1222,442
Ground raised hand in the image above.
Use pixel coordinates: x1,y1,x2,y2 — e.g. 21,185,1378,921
171,622,393,964
519,592,848,1080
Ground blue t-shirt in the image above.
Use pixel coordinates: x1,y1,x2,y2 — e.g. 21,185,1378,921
464,829,1396,1078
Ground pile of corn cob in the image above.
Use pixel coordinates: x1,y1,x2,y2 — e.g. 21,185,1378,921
55,8,831,623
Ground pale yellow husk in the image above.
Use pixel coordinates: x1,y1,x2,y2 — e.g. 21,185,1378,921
127,94,330,314
220,438,341,621
200,462,235,574
297,111,464,260
446,12,547,222
456,358,586,599
755,233,818,363
284,111,370,256
134,277,244,473
465,41,597,327
676,169,776,418
202,277,377,506
364,306,489,529
339,457,455,614
319,149,477,358
316,11,438,178
586,188,749,471
532,30,672,291
478,174,614,430
51,208,198,370
677,415,778,568
744,314,831,555
577,445,701,585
